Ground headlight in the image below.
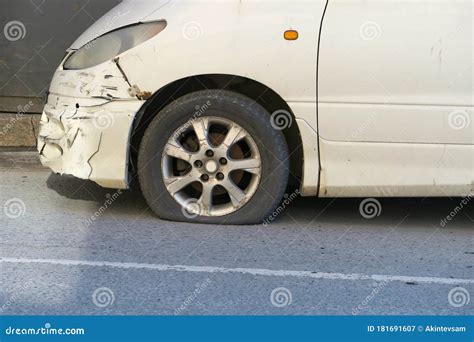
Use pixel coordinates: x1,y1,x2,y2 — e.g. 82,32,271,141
64,21,167,70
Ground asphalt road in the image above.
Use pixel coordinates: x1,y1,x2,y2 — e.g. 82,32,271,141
0,152,473,315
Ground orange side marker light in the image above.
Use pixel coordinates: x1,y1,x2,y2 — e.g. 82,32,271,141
284,30,299,41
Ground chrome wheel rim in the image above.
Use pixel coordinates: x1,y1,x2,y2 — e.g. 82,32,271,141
161,116,262,217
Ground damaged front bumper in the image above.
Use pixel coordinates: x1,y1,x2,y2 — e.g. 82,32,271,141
37,59,145,189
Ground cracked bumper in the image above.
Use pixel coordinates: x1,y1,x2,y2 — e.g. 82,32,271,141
38,94,144,189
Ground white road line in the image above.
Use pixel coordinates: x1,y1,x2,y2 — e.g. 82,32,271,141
1,257,473,285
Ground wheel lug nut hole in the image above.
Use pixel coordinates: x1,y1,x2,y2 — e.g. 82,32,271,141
219,158,227,165
205,150,214,157
201,174,209,182
216,173,225,181
194,160,203,168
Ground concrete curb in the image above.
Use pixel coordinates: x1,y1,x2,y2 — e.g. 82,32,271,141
0,113,41,148
0,151,44,171
0,96,43,148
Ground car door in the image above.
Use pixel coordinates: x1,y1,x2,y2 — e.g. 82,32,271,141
316,0,473,196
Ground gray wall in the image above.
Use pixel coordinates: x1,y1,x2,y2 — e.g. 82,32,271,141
0,0,120,111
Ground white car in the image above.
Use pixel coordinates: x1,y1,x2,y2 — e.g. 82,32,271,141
38,0,473,224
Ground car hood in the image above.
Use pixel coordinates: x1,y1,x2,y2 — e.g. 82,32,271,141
70,0,170,50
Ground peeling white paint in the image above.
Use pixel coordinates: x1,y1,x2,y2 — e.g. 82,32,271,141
50,60,134,100
38,93,143,189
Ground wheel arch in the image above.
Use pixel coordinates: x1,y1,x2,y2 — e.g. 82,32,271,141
129,74,304,190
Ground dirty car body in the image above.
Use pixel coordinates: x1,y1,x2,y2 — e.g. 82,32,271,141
38,0,474,224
